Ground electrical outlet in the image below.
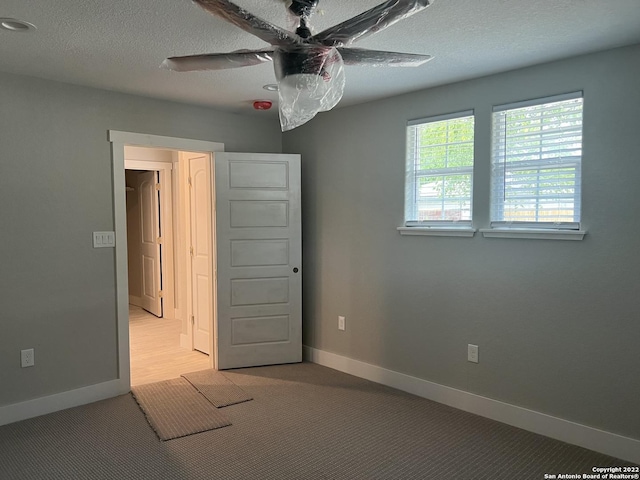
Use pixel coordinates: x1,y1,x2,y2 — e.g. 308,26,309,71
338,315,346,331
21,348,35,368
467,344,479,363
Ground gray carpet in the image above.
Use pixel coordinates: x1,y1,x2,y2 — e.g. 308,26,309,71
181,369,253,407
131,378,232,440
0,362,634,479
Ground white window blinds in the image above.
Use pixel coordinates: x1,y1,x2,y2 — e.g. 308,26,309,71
405,112,474,227
490,93,583,229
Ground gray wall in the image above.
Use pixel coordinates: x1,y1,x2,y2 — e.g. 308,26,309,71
283,44,640,440
0,71,281,406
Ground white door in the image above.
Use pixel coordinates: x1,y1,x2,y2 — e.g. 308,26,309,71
215,153,302,370
189,154,213,354
138,171,163,317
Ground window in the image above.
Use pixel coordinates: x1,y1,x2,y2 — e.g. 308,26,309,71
490,93,583,229
405,112,475,228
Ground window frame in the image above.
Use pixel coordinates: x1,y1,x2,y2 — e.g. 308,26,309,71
398,93,587,241
489,92,584,233
402,110,476,236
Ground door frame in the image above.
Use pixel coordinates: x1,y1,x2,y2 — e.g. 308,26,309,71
110,131,224,390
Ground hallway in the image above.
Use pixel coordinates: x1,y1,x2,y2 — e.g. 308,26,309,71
129,305,209,386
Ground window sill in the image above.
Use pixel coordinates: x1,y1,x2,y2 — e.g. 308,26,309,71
397,227,476,237
479,228,586,241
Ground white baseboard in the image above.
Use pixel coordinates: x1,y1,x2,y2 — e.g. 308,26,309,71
0,379,129,427
128,295,141,307
304,346,640,464
180,333,190,350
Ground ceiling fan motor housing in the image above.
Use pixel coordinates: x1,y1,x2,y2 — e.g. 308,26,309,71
288,0,319,19
276,47,331,78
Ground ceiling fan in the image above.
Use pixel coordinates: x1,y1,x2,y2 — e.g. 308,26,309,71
162,0,434,130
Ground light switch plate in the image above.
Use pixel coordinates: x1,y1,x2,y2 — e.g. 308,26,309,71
93,231,115,248
468,344,479,363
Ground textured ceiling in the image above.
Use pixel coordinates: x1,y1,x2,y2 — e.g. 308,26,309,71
1,0,639,115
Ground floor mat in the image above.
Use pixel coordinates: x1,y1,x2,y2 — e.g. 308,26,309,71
131,378,231,440
181,369,253,408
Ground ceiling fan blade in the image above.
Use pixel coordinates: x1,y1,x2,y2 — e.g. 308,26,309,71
311,0,431,47
338,48,432,67
193,0,302,47
161,49,274,72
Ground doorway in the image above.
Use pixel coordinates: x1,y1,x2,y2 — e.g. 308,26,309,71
124,165,207,386
110,131,302,392
123,145,218,385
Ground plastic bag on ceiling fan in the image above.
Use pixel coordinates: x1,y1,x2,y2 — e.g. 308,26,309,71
273,47,345,131
311,0,432,47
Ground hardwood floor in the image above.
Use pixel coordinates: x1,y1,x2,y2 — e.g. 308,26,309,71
129,305,210,386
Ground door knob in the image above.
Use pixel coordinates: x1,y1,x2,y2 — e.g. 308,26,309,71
293,267,299,273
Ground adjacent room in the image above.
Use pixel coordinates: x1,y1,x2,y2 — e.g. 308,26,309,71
1,1,639,478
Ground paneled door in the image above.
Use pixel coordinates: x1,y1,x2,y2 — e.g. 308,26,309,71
214,153,301,369
138,171,163,317
188,153,214,355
